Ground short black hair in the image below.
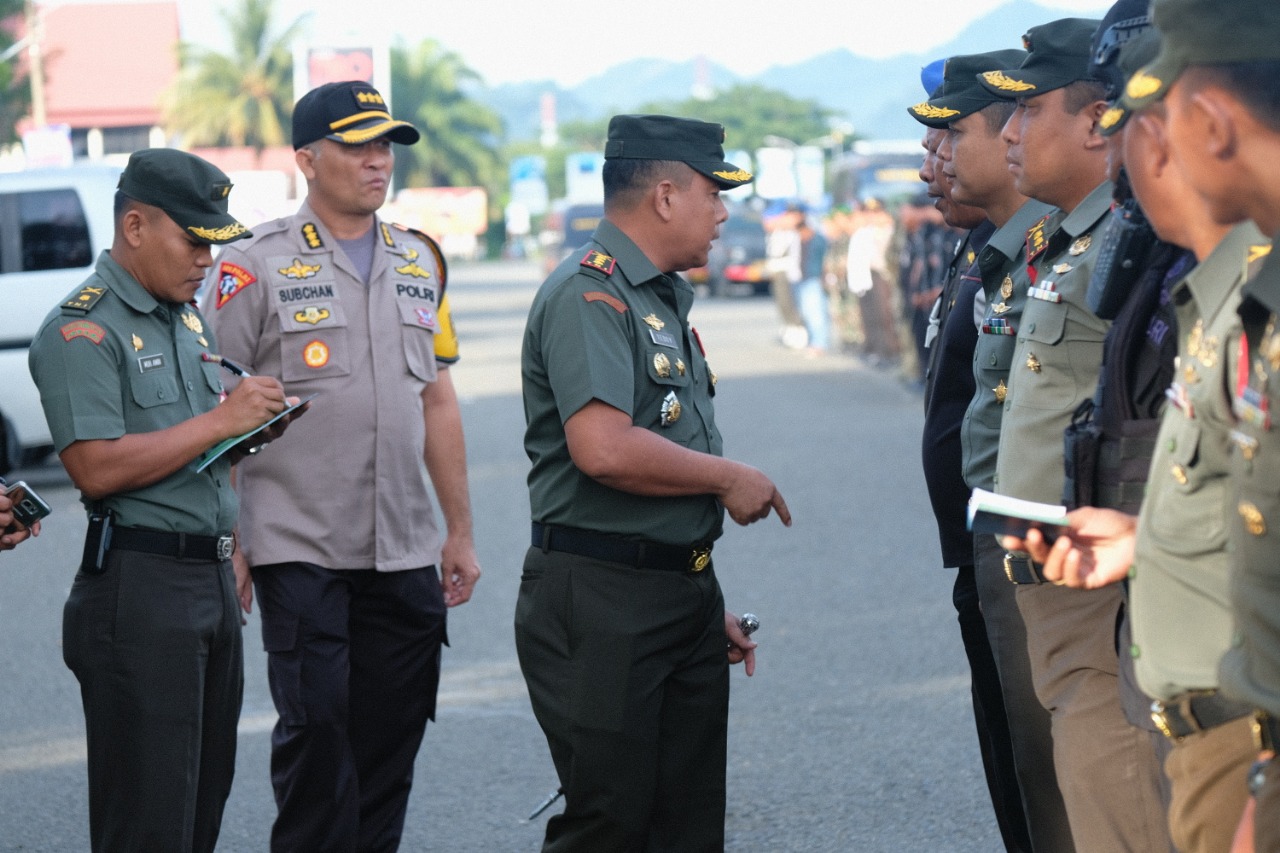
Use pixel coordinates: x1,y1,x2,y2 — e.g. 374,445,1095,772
1185,60,1280,133
603,159,692,209
1061,79,1109,115
979,100,1016,134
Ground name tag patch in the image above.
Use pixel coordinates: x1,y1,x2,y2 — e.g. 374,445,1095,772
649,330,678,348
138,353,166,373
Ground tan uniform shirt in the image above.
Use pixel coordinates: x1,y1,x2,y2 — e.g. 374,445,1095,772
205,202,457,571
1131,222,1270,700
996,182,1113,504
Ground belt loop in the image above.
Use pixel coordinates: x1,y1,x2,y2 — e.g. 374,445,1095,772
539,523,551,553
176,531,187,559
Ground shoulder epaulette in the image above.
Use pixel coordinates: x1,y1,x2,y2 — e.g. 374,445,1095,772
1247,243,1273,281
300,221,324,249
59,283,108,316
1025,214,1051,264
392,223,448,292
578,249,616,281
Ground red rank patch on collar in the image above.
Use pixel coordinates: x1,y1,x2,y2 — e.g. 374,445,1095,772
216,261,256,309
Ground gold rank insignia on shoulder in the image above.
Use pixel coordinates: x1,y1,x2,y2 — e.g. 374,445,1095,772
182,312,203,334
301,223,323,249
1069,235,1092,256
395,247,431,280
653,352,672,378
131,334,143,351
643,314,665,330
1026,352,1041,373
660,390,681,426
994,379,1008,403
1239,501,1267,536
63,284,107,313
1000,275,1014,300
279,258,321,280
580,250,616,275
380,223,396,247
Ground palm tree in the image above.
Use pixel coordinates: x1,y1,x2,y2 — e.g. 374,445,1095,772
164,0,304,158
0,0,30,145
390,39,503,191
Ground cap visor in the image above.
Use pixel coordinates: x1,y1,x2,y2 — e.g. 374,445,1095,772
1115,51,1181,116
184,216,252,245
978,68,1078,99
693,162,753,189
329,119,421,146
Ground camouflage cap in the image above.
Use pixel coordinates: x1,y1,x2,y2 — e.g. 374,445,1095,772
604,114,753,189
977,18,1104,99
1099,29,1163,136
908,49,1028,128
117,148,251,245
1114,0,1280,114
292,81,420,149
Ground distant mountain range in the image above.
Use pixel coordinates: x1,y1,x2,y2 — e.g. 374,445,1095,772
475,0,1105,143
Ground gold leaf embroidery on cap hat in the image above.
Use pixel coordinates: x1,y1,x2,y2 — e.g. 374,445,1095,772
1100,107,1124,129
982,71,1035,92
912,103,961,119
1126,70,1163,100
712,169,753,182
187,223,247,242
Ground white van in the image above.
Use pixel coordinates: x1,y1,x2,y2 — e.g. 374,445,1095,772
0,165,120,472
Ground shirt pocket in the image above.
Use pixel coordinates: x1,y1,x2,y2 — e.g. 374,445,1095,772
395,297,439,382
974,335,1016,429
641,348,695,443
1147,418,1227,555
129,371,181,410
1015,302,1086,411
275,302,351,382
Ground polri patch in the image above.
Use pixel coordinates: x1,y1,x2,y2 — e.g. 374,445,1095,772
216,261,257,308
60,320,105,344
581,250,616,275
583,291,626,313
138,353,166,374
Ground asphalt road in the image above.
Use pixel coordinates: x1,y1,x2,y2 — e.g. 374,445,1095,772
0,259,1002,852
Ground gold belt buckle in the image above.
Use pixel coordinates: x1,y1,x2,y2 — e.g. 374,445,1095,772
1003,552,1017,584
1255,711,1277,752
689,546,711,572
1150,700,1180,742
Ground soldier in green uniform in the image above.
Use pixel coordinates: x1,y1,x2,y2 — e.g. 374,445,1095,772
976,19,1174,851
27,149,298,853
913,49,1073,852
1012,1,1280,848
516,114,791,852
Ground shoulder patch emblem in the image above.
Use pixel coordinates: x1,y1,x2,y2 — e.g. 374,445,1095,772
380,223,396,247
583,291,627,313
301,223,323,249
581,250,616,275
216,261,257,308
60,320,106,344
62,284,107,313
1025,215,1051,262
279,258,321,280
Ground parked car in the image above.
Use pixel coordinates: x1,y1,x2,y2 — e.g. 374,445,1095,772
0,165,120,471
702,206,770,297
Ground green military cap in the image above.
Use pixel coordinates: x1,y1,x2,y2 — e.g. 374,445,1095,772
908,49,1029,127
1114,0,1280,114
604,114,753,189
977,18,1104,99
1099,29,1163,136
117,148,252,245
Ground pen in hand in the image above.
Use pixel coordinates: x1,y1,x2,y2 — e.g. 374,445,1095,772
202,352,253,377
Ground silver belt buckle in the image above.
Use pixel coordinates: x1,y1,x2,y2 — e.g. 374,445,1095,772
215,535,235,561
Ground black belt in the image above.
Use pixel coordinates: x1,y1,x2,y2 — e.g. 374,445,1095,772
1003,551,1046,584
1255,711,1280,752
531,522,712,572
1150,690,1254,742
110,527,236,562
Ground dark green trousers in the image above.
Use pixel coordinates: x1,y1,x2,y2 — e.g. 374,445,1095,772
515,546,729,853
63,549,243,853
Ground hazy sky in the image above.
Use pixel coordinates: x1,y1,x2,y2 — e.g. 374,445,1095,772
156,0,1116,87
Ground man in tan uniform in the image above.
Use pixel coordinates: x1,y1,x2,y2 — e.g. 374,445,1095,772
206,81,481,852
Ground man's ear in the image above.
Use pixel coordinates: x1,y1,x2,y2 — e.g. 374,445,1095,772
295,146,317,181
119,207,146,249
1192,89,1240,162
1084,100,1111,150
652,178,676,223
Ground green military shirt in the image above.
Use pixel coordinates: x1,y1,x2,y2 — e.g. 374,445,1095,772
1130,222,1270,701
28,250,236,534
996,182,1113,504
962,199,1058,491
1220,239,1280,718
522,219,724,544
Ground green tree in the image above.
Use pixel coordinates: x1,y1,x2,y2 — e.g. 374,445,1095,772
637,84,835,154
390,39,503,193
164,0,302,156
0,0,30,145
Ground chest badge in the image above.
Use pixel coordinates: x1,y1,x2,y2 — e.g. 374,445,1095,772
1239,501,1267,537
395,247,431,280
279,258,321,280
653,352,672,378
675,358,686,376
303,339,330,368
1069,235,1092,256
1026,352,1042,373
181,312,203,334
131,334,143,351
1000,275,1014,300
643,314,665,330
660,390,682,427
994,380,1008,403
294,306,331,325
1052,262,1073,275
